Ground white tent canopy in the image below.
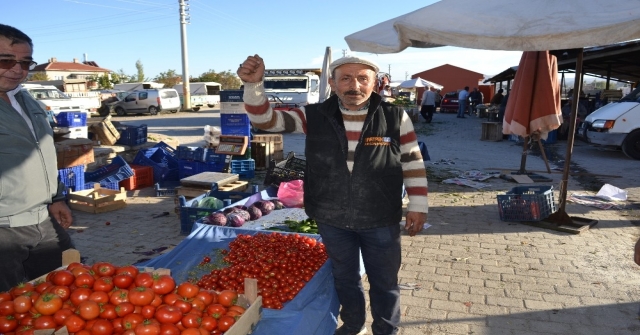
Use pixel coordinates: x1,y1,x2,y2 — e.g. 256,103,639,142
345,0,640,53
398,77,443,90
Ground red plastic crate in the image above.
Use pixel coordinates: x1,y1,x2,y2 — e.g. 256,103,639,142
119,164,154,190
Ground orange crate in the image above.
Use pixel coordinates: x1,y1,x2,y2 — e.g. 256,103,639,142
119,164,154,190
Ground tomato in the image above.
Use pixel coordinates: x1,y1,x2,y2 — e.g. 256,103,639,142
129,287,155,306
34,281,53,294
205,304,226,319
74,273,96,288
141,305,156,319
190,298,206,312
150,293,163,307
34,293,63,315
122,313,144,330
217,290,238,307
172,299,192,314
0,300,15,316
180,314,201,329
66,262,86,271
93,276,115,292
88,291,110,304
19,313,34,327
217,315,235,332
32,315,56,330
155,305,183,324
77,300,101,320
114,273,135,289
228,305,246,315
134,273,154,288
15,325,35,335
194,290,215,306
116,265,140,278
92,318,114,335
199,316,217,332
99,303,118,320
13,295,32,314
151,274,176,295
176,282,199,299
112,317,125,334
70,287,93,306
53,307,74,326
0,315,18,333
179,328,208,335
110,289,130,305
159,323,180,335
162,293,181,306
50,270,75,287
0,292,12,303
135,319,161,335
10,283,35,298
46,285,71,302
64,314,87,333
92,262,117,277
115,302,135,317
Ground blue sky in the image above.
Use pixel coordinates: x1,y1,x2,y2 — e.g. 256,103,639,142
6,0,525,83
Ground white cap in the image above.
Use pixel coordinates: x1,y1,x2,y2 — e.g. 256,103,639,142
329,55,380,73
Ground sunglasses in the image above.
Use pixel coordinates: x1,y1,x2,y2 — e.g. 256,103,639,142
0,59,37,71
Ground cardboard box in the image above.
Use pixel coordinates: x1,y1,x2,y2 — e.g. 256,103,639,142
67,183,127,213
251,140,274,170
55,138,94,169
89,115,120,145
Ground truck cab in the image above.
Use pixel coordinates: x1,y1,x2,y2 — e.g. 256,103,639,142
582,86,640,159
264,69,321,108
21,83,87,116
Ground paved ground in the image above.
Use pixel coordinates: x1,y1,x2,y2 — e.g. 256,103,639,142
70,108,640,334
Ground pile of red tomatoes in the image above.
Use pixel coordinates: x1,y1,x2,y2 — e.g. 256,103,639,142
0,262,245,335
195,233,328,310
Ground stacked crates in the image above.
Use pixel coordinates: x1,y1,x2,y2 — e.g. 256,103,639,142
84,156,134,190
176,145,227,179
119,164,154,191
116,124,148,146
133,142,180,182
219,90,255,178
56,112,88,139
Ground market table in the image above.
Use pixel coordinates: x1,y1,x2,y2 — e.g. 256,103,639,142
138,223,341,335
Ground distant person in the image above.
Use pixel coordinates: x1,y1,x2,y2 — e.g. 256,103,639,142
420,87,436,123
0,24,74,291
469,87,483,115
498,90,509,122
490,88,504,105
435,89,442,110
457,86,469,118
380,84,393,102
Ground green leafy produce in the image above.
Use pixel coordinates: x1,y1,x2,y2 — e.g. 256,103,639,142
284,218,318,234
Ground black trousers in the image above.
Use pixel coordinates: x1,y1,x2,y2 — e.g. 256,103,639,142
420,105,435,123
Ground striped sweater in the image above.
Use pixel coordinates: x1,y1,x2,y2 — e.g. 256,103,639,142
242,81,428,214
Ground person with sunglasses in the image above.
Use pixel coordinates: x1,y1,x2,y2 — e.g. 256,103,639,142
0,24,73,291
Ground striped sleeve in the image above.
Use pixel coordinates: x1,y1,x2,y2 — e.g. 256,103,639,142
399,110,429,213
242,81,307,134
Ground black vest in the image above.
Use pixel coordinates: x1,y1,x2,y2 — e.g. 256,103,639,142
303,93,404,230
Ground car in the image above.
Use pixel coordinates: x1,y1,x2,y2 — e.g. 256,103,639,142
439,91,459,113
113,88,181,116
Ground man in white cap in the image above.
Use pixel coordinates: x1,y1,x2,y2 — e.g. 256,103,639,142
238,54,428,335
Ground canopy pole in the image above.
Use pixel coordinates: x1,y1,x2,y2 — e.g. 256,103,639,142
548,48,583,224
518,136,529,174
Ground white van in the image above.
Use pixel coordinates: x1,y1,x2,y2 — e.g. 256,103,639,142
582,86,640,159
113,89,181,116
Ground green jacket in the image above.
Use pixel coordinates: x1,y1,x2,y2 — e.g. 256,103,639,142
0,90,65,227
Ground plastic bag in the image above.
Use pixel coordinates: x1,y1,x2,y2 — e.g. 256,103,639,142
277,180,304,208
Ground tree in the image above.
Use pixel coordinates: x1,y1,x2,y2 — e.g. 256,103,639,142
154,69,182,88
135,59,145,82
98,73,112,89
29,72,49,81
196,69,242,89
111,69,135,84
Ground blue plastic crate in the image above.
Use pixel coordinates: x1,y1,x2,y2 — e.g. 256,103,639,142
176,146,206,161
116,125,148,146
152,142,176,157
231,159,255,179
178,159,226,179
58,165,85,192
202,150,227,164
133,148,179,182
84,181,120,191
85,156,134,184
220,113,251,136
56,112,87,127
154,181,181,197
497,186,556,222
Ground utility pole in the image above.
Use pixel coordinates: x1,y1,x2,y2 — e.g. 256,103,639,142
179,0,191,110
388,64,391,78
342,49,347,57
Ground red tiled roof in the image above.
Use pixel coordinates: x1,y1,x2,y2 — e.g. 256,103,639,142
32,61,111,72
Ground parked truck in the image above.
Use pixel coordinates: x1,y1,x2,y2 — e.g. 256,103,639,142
263,68,322,108
113,82,165,91
21,83,92,116
173,82,222,111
